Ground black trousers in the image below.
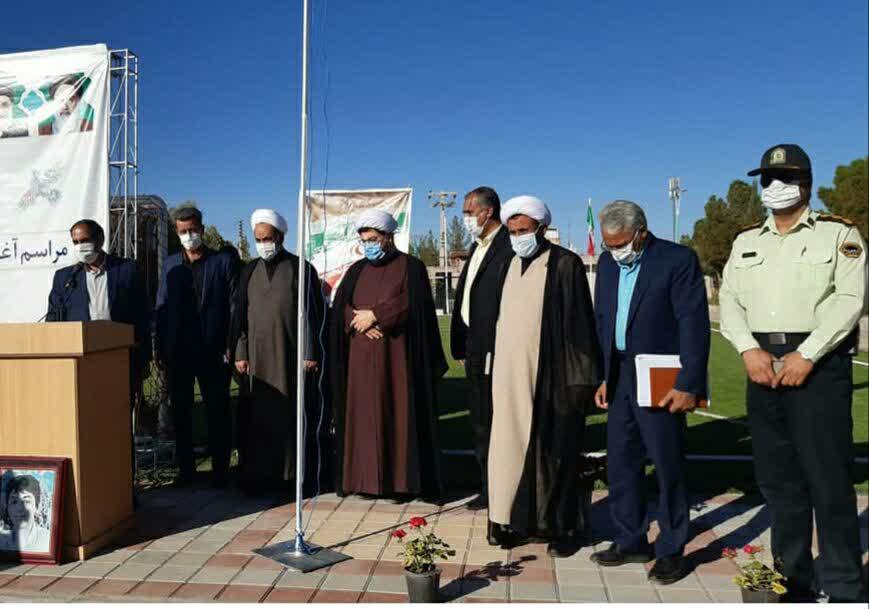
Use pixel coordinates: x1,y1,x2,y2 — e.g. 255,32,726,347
169,353,233,479
747,336,865,602
607,353,690,558
465,351,494,497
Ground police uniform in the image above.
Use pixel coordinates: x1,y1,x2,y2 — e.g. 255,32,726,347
720,144,867,602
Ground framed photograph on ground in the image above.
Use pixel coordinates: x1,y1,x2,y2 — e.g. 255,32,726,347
0,457,68,565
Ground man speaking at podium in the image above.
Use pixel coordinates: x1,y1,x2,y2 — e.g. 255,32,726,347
46,218,152,388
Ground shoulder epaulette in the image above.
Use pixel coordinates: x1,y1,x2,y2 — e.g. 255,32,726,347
736,221,763,236
816,213,855,227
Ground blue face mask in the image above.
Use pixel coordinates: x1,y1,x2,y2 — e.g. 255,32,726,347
510,232,540,258
364,242,385,262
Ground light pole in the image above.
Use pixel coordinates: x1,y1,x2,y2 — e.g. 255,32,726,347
428,191,456,313
668,177,687,242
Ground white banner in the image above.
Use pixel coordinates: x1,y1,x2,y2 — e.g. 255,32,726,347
0,44,110,321
305,188,412,302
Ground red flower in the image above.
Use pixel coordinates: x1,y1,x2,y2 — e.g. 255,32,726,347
409,517,428,528
721,548,737,559
391,529,407,539
742,544,762,555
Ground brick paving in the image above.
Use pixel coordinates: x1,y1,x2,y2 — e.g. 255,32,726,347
0,487,866,603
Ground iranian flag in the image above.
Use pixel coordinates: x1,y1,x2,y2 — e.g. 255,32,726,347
586,198,596,256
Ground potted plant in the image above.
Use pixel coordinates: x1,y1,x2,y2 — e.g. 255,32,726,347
722,545,787,603
392,516,456,603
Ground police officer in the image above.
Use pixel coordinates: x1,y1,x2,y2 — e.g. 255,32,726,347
720,144,867,603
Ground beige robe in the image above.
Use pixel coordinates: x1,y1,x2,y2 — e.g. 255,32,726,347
488,249,550,524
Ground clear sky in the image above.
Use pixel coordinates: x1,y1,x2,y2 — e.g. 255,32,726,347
4,0,867,248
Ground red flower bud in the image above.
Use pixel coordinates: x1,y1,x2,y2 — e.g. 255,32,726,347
391,529,407,539
409,517,428,528
742,544,762,555
721,548,737,559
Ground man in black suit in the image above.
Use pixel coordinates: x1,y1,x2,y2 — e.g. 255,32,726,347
450,186,513,515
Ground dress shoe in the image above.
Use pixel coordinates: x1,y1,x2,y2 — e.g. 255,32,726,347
780,587,817,603
547,535,580,558
590,542,653,566
647,555,687,585
487,520,502,546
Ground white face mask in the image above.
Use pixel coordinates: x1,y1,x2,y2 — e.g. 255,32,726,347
256,241,278,261
762,179,803,210
74,242,100,265
179,231,202,251
510,232,540,258
608,232,639,266
463,213,487,240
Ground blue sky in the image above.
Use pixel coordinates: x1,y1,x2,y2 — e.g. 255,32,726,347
4,0,867,248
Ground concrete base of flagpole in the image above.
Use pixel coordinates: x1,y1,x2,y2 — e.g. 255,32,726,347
254,540,351,573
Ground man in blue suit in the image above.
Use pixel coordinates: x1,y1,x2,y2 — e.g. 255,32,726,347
47,219,152,383
590,200,710,585
155,205,239,487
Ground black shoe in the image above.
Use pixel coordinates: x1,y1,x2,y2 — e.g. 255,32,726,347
547,535,580,558
487,520,502,546
780,588,817,603
590,542,653,567
648,555,687,585
466,494,488,511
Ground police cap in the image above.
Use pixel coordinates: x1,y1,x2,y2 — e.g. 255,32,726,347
747,144,812,177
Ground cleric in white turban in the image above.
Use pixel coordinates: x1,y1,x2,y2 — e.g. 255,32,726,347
486,194,600,557
229,208,326,494
330,206,447,500
355,208,398,235
251,208,289,235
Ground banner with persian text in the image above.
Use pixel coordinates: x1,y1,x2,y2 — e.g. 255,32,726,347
0,44,110,321
305,188,412,302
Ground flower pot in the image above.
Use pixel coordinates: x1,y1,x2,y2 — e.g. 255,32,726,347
404,567,441,603
741,588,781,603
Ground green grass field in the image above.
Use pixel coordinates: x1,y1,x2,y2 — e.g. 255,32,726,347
436,317,869,494
143,318,868,495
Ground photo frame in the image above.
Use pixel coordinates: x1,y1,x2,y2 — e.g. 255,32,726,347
0,456,68,565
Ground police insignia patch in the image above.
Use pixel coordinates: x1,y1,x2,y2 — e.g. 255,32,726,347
839,241,863,258
770,147,786,164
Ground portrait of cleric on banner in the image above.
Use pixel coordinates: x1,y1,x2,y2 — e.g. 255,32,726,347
0,457,68,565
0,72,95,139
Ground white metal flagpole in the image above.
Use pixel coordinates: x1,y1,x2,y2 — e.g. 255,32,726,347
293,0,311,556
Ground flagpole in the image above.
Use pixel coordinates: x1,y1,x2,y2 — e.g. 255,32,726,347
293,0,311,556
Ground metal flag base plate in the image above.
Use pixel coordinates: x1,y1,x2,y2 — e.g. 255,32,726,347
254,541,351,573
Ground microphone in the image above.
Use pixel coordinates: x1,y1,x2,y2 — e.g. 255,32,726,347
38,263,85,322
64,263,84,290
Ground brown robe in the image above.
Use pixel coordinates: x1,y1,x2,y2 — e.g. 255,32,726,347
342,254,412,495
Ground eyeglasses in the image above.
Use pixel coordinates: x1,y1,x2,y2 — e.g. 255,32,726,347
760,172,807,189
601,230,639,252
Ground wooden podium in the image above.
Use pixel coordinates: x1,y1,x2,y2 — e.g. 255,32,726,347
0,322,136,561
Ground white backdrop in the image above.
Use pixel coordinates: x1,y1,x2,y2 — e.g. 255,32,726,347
305,188,412,302
0,44,110,322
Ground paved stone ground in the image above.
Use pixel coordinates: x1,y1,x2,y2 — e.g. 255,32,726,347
0,488,866,603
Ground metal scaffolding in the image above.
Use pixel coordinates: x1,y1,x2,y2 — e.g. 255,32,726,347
108,48,139,258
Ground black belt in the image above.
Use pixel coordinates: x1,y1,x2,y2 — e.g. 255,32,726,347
752,332,810,348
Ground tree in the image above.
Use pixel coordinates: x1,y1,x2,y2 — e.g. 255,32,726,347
202,225,228,250
818,156,868,241
448,215,469,253
410,230,439,267
236,220,252,261
687,180,769,282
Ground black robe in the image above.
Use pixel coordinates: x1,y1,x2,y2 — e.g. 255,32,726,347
493,242,600,537
229,250,332,494
330,250,448,499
